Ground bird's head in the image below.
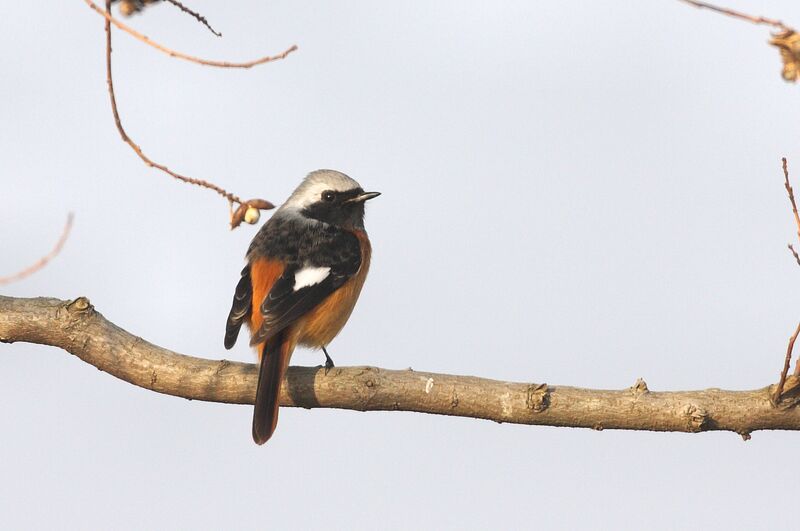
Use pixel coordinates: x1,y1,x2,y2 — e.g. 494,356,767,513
281,169,380,229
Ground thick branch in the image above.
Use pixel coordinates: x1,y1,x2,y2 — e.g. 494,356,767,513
2,295,799,438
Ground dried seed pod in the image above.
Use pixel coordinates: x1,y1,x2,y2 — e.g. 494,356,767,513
230,203,248,229
118,0,137,16
770,30,800,82
244,206,261,224
246,199,275,210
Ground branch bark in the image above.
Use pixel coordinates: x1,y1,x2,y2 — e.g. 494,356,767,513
2,295,799,438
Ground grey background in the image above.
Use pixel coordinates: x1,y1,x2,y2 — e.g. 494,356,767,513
2,1,799,529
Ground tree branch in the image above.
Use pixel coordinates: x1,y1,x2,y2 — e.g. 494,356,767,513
677,1,800,84
101,0,274,228
774,321,800,402
2,295,800,438
162,0,222,37
677,0,788,30
783,158,800,265
85,0,297,68
0,214,74,286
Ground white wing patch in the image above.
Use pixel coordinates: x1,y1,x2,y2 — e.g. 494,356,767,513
293,266,331,291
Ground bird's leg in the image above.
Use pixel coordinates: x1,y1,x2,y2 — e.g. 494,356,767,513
322,346,335,374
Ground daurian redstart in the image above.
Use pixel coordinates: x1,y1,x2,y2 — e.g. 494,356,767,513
224,170,379,444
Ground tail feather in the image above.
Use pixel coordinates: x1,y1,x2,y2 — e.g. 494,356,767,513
252,331,291,444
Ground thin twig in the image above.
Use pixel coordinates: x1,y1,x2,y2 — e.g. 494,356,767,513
781,158,800,379
789,244,800,267
87,0,297,68
678,0,790,31
163,0,222,37
795,342,800,377
0,214,74,286
775,321,800,401
103,3,240,205
783,158,800,246
102,1,274,225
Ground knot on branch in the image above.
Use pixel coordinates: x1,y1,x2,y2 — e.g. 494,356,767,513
216,359,232,375
526,383,550,412
629,378,649,396
771,375,800,408
67,297,93,314
353,367,382,409
681,403,709,432
450,388,459,409
61,297,96,333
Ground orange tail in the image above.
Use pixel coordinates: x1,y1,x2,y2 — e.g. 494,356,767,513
252,331,292,445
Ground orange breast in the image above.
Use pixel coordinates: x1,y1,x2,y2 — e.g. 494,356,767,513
296,230,372,347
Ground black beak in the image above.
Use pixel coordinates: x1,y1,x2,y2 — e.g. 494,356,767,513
346,191,381,204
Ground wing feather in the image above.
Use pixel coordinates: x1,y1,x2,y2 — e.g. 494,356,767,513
224,265,252,349
249,231,361,345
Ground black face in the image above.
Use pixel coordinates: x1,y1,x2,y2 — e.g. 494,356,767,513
302,188,368,229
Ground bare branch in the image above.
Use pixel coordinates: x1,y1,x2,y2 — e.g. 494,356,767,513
789,244,800,267
774,321,800,403
776,159,800,388
162,0,221,37
85,0,297,68
678,2,800,82
102,0,274,227
678,0,789,31
783,158,800,248
3,294,800,439
0,214,74,286
772,159,800,393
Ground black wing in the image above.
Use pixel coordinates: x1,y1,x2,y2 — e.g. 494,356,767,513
249,231,361,346
224,265,252,349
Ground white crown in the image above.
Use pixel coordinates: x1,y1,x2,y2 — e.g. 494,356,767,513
281,169,362,211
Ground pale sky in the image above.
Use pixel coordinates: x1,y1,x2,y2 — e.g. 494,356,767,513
3,1,800,529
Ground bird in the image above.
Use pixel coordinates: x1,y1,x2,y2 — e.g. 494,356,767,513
224,170,379,444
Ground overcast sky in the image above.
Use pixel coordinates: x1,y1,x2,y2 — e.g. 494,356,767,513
3,1,800,529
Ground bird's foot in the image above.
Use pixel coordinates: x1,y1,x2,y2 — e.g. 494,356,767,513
322,346,335,375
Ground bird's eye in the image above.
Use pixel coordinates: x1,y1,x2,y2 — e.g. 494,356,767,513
322,191,335,202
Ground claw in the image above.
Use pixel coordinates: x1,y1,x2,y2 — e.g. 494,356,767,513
322,346,335,375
